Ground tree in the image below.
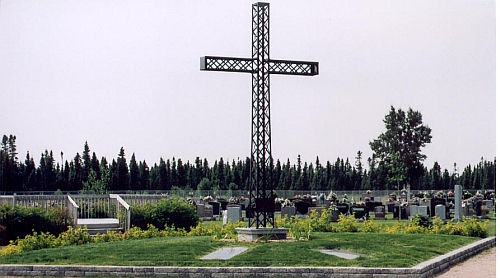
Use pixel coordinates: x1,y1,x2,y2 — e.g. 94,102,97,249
369,106,432,190
116,147,129,190
129,153,139,190
82,141,91,183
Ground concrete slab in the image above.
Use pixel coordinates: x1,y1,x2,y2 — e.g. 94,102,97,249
319,249,361,259
201,247,248,260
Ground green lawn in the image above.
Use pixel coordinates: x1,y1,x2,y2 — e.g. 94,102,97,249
0,212,494,268
0,233,483,268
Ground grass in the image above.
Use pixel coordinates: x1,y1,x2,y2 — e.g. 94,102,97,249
0,211,494,268
0,233,484,268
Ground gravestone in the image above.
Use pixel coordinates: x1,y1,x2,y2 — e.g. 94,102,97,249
393,204,408,220
295,200,311,215
337,203,349,215
484,200,493,210
209,201,221,216
227,205,243,223
374,206,385,220
462,203,474,216
351,206,367,219
435,205,446,220
431,198,446,217
308,207,323,217
198,204,214,220
331,207,339,222
240,198,249,210
281,206,296,218
454,184,463,221
386,202,395,213
222,210,228,226
410,205,419,217
417,206,429,217
197,204,206,217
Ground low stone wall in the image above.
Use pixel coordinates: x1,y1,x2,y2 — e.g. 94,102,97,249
0,237,494,277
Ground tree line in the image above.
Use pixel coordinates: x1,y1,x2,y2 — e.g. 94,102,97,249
0,135,495,194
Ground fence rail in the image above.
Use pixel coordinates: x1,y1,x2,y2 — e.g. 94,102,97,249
110,194,130,231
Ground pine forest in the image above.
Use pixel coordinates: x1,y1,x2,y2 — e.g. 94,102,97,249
0,135,495,194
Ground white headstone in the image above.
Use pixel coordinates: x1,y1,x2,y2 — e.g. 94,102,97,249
417,206,428,216
410,205,419,216
226,206,242,223
454,184,463,220
222,210,228,226
435,204,446,220
281,206,296,219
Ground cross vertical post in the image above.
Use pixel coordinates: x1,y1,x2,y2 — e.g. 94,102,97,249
200,2,319,229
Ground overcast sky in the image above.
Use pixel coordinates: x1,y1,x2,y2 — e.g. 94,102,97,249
0,0,495,174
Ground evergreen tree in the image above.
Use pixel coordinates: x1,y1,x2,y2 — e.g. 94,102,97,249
177,158,187,189
430,162,442,190
82,141,91,183
116,147,129,190
139,161,150,190
69,153,83,191
129,153,139,190
90,152,101,179
442,169,452,190
23,152,37,191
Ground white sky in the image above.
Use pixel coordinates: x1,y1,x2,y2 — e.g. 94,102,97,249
0,0,495,173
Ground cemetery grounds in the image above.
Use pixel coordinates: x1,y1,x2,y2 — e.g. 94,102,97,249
0,211,494,268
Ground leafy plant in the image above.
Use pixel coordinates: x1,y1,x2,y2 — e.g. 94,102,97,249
0,204,69,245
337,214,358,233
360,219,381,233
130,197,199,231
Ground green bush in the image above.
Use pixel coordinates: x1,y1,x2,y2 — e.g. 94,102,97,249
131,197,199,231
360,219,382,233
0,204,69,245
461,218,489,238
337,214,358,233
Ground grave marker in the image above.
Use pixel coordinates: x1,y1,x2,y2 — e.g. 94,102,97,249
454,184,463,221
227,205,243,223
435,204,446,221
417,206,429,217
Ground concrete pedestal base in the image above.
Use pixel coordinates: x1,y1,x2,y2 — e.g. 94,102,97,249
235,227,288,242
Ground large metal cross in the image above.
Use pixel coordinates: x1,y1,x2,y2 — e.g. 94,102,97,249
200,2,319,228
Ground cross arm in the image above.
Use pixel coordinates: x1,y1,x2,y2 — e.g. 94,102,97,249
200,56,254,73
268,59,319,76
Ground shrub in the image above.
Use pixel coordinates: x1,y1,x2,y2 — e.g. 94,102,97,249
130,202,156,230
54,226,92,246
0,204,69,245
430,216,445,234
461,218,489,238
360,219,381,233
131,197,199,232
404,215,430,234
384,220,407,234
309,207,334,232
337,214,358,233
288,216,313,241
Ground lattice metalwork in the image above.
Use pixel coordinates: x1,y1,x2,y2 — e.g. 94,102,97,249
200,2,319,228
200,56,253,73
269,60,319,76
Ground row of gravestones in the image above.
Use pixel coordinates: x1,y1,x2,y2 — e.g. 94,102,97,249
195,186,494,224
196,202,244,224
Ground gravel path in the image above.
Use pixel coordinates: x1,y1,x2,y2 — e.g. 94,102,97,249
436,247,496,278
